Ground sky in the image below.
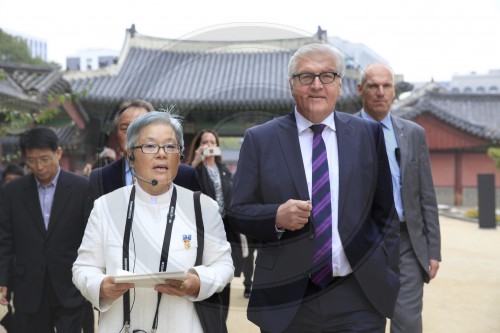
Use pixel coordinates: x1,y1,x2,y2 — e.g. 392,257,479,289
1,0,499,83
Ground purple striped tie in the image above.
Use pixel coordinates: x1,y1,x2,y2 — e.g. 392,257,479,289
310,124,333,288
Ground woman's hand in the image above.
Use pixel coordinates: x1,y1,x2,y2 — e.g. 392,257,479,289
155,272,200,298
99,276,134,302
191,146,205,168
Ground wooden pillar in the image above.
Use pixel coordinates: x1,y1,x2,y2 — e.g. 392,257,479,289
454,150,463,206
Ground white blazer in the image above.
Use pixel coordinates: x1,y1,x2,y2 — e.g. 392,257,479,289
72,184,234,333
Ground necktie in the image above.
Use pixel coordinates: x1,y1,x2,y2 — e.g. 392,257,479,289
310,124,333,288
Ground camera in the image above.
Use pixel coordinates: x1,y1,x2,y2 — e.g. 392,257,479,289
202,146,221,158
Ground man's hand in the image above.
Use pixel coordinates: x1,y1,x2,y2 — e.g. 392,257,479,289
0,286,8,305
275,199,312,231
99,276,134,302
429,259,440,279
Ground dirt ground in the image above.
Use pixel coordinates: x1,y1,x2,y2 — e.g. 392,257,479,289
1,215,499,333
226,215,500,333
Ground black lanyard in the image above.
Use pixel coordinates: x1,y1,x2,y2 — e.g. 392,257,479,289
122,185,177,333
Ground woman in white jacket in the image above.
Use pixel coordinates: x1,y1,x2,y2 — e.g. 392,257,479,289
73,111,234,333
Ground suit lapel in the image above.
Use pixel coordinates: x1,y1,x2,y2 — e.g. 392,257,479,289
22,175,46,235
106,158,125,192
335,112,355,231
119,158,126,186
276,113,309,200
391,115,408,174
46,171,71,238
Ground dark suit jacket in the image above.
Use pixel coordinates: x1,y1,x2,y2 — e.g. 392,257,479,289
196,162,243,276
0,170,91,313
89,157,201,203
230,111,400,333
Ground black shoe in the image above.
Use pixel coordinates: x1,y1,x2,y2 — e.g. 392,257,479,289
244,287,251,298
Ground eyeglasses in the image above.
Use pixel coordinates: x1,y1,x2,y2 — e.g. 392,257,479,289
25,154,55,167
132,143,182,155
292,72,341,85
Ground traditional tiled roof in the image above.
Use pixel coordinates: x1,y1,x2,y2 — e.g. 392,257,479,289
1,125,82,152
0,62,69,107
65,29,359,118
392,83,500,142
0,62,89,154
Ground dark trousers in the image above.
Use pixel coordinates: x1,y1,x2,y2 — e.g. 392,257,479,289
390,225,424,333
220,284,230,321
261,275,385,333
242,236,258,289
15,272,85,333
1,270,14,333
81,301,95,333
0,303,14,333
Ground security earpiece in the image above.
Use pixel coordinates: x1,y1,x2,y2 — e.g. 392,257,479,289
128,154,135,162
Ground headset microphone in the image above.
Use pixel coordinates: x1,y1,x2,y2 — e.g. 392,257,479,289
130,169,158,186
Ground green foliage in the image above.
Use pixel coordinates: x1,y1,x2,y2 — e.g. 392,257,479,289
464,208,500,222
487,147,500,172
0,97,63,136
0,28,49,65
219,137,242,149
464,208,478,218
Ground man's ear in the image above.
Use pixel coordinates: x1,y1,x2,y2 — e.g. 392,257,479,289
55,147,63,161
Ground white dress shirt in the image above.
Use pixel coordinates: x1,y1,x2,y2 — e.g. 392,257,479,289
295,109,353,277
361,110,405,221
36,167,61,229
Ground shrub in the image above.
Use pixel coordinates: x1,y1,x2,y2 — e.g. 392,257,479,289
464,208,500,222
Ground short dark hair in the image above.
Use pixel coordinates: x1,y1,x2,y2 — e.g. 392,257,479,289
2,164,24,179
20,127,59,155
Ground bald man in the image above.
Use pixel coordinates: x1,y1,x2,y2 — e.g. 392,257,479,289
357,63,441,333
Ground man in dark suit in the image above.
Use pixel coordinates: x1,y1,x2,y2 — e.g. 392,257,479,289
230,44,400,333
0,127,91,333
358,63,441,333
0,164,24,333
89,99,200,203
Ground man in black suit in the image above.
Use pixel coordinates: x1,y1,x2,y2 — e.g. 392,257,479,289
230,44,399,333
0,164,24,333
0,127,92,333
89,99,200,203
